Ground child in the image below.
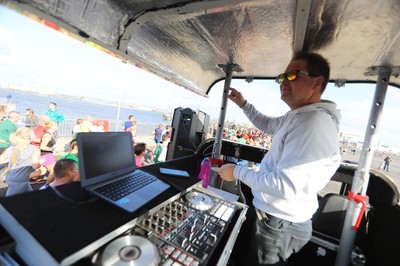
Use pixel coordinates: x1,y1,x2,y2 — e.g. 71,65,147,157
126,120,137,142
152,134,170,163
134,142,146,168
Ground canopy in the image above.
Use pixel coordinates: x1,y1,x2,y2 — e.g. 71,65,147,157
3,0,400,96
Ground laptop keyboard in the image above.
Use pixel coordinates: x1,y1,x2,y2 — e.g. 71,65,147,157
94,171,157,201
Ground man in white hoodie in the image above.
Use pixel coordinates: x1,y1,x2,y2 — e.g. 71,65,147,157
213,52,341,265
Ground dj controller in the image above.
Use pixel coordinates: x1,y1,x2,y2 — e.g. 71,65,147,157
88,188,247,266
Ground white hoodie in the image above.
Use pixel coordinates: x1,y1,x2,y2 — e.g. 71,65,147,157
234,100,341,223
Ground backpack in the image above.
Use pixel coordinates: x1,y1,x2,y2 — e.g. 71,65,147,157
154,144,163,163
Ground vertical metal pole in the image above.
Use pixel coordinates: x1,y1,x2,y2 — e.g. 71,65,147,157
335,67,391,266
209,64,234,187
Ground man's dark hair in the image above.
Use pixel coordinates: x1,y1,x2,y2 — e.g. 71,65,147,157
54,159,76,179
134,142,146,155
292,52,330,94
50,102,57,106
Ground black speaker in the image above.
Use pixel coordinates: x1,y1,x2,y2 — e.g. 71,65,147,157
166,107,210,160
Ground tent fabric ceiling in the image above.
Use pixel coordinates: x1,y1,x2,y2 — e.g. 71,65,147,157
3,0,400,96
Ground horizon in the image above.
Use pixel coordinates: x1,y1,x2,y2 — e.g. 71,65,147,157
0,5,399,152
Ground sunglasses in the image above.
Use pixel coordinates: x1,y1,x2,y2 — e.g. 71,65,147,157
275,70,317,84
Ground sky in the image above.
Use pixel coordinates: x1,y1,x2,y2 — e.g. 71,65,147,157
0,5,399,151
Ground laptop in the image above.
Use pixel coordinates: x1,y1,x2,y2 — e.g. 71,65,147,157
77,132,170,213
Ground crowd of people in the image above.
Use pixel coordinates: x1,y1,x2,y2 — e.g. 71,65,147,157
1,100,277,197
0,102,70,196
0,107,175,196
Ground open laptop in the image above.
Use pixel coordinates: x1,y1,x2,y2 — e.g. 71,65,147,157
77,132,170,213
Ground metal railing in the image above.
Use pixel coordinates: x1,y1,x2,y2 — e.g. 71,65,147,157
57,119,123,136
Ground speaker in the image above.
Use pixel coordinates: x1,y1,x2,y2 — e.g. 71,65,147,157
166,107,210,160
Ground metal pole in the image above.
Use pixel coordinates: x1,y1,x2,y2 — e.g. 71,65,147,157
209,64,234,187
335,66,392,266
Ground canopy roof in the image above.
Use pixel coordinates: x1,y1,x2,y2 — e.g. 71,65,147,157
3,0,400,96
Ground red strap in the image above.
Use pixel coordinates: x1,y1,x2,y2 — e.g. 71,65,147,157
347,191,368,231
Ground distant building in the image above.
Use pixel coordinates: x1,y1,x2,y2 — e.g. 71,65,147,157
339,131,364,152
339,131,395,154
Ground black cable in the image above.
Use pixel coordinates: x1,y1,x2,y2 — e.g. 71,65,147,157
49,185,98,205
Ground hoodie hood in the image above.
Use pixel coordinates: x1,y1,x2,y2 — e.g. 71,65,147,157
295,100,341,130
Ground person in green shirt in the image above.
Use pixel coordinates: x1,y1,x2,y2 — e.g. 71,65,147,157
0,111,21,154
41,139,79,185
59,139,79,166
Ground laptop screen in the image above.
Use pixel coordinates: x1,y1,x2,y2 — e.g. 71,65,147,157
77,132,136,188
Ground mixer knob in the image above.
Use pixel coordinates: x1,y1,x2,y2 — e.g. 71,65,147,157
178,211,184,219
144,219,151,227
165,220,172,228
151,222,157,229
159,217,165,226
158,226,164,234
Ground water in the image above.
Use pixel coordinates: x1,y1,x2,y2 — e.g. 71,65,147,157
0,88,170,135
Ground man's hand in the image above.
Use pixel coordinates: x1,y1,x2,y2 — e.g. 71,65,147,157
211,164,236,181
228,88,246,107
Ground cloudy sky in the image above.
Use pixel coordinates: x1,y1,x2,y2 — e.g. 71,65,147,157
0,5,399,151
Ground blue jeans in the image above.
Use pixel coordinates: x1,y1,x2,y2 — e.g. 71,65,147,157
231,206,312,265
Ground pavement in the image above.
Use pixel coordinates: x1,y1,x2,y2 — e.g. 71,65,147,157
340,151,400,189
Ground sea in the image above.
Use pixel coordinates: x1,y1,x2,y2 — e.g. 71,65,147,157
0,88,170,136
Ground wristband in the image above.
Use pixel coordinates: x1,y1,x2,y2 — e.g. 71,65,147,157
240,100,247,108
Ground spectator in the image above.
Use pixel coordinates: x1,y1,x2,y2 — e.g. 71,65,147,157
0,105,6,122
153,124,163,144
37,121,57,178
125,120,137,139
0,111,21,155
163,125,172,137
153,134,170,163
40,121,57,155
134,142,146,168
46,102,64,124
24,108,39,128
73,118,84,136
123,115,135,131
44,139,79,185
40,159,80,189
0,127,41,196
31,115,50,146
80,115,97,132
383,155,392,172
